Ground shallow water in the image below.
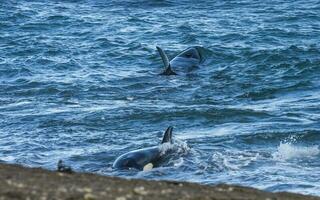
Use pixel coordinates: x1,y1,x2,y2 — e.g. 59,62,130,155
0,0,320,196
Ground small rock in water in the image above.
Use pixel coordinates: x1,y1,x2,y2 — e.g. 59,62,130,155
57,160,73,173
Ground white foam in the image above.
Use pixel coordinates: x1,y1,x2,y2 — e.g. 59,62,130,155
178,124,239,140
159,142,175,156
174,139,191,154
211,151,260,171
173,157,184,167
159,138,190,156
273,142,320,161
1,155,15,162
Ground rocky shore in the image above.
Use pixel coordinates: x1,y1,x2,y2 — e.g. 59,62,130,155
0,163,319,200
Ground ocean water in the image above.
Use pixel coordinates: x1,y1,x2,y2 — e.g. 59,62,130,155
1,0,320,196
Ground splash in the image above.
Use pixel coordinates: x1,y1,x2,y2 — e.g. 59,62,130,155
159,138,190,156
159,142,175,156
173,157,184,167
273,142,320,161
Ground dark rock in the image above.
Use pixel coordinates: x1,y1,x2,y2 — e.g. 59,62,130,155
0,163,319,200
57,160,73,174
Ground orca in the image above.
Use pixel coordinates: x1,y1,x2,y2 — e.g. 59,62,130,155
156,46,203,75
113,126,174,171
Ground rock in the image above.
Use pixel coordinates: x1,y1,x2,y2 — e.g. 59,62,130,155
133,186,148,195
0,163,319,200
84,193,96,200
57,160,73,174
115,197,126,200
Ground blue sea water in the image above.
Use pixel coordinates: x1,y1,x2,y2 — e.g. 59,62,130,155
1,0,320,196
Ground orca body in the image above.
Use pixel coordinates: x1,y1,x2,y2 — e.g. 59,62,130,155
156,46,203,75
113,126,174,170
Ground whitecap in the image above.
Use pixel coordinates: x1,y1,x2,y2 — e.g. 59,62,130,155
273,142,320,161
159,138,190,156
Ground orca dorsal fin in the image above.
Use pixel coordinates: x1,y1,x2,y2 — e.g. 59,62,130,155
160,65,177,76
156,46,177,76
156,46,170,69
161,126,173,144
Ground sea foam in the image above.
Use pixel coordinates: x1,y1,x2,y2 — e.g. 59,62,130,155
273,142,320,161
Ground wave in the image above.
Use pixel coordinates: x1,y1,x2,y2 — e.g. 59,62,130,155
273,142,319,161
211,151,260,171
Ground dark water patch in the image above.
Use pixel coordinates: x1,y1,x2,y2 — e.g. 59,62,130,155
237,81,313,101
0,67,32,79
118,0,174,8
47,15,71,21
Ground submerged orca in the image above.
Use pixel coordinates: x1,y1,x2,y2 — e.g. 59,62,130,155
113,126,174,171
157,46,203,75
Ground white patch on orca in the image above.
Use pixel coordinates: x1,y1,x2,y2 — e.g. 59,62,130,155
143,163,153,171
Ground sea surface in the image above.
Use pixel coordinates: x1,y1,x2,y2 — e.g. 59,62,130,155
1,0,320,196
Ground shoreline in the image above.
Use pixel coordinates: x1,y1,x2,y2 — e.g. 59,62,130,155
0,163,319,200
